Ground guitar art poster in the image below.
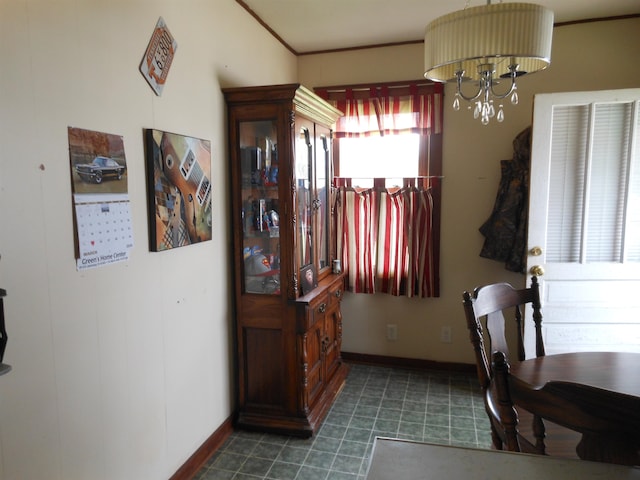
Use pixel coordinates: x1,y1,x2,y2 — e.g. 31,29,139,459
145,129,212,251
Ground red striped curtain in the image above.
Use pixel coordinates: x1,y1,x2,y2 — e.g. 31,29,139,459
335,181,438,297
318,84,443,137
319,83,442,297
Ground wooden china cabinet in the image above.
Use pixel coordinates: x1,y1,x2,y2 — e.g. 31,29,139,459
223,84,348,437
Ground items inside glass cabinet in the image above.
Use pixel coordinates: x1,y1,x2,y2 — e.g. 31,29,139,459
240,121,280,295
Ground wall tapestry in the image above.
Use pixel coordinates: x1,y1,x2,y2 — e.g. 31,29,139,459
145,129,212,251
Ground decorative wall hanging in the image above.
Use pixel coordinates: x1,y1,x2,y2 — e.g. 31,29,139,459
145,129,212,251
68,127,134,270
140,17,177,96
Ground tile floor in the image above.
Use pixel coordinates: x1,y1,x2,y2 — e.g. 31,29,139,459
194,363,493,480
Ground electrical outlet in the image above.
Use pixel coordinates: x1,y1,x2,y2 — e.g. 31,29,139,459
440,326,452,343
386,324,398,341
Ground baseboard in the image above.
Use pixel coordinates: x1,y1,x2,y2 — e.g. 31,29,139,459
169,415,234,480
341,351,476,374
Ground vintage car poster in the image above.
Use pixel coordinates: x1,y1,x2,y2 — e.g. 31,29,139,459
68,127,134,270
139,17,177,96
145,129,212,251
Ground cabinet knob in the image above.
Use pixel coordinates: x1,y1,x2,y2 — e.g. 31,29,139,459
321,335,331,352
318,303,326,313
334,289,342,298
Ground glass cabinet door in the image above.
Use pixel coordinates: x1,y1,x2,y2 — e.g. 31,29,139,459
316,132,330,271
296,125,313,270
239,120,280,295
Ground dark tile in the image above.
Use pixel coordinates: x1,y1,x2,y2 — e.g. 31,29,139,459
253,442,284,460
239,456,273,476
450,427,477,444
363,386,386,397
331,454,363,474
382,388,406,400
423,428,450,443
451,416,476,430
296,465,330,480
353,405,378,418
404,390,427,402
398,420,423,437
379,398,401,409
377,408,401,421
349,415,376,430
199,468,236,479
312,436,342,453
401,410,426,424
332,402,357,415
358,395,382,407
318,423,347,439
451,405,474,418
337,440,368,458
277,446,309,464
402,400,426,413
343,427,372,443
338,393,361,404
304,449,336,468
212,452,247,471
427,403,449,415
266,461,300,480
425,413,449,427
225,437,259,455
374,418,399,432
451,395,474,407
325,412,353,426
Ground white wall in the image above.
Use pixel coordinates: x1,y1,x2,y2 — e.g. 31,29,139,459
299,17,640,365
0,1,296,479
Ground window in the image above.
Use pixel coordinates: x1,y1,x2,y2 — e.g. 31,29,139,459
338,133,420,187
316,81,443,297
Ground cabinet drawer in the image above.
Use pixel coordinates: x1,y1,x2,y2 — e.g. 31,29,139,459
327,278,344,309
302,294,329,331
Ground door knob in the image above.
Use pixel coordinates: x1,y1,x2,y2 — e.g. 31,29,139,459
529,246,543,256
529,265,545,276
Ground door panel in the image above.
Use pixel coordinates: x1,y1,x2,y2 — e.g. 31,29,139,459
527,89,640,355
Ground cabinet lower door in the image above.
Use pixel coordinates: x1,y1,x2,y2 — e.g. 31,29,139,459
304,320,325,409
324,306,342,382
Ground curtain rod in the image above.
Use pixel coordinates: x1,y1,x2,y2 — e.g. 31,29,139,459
315,79,436,94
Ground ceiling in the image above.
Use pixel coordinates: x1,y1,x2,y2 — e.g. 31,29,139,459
238,0,640,54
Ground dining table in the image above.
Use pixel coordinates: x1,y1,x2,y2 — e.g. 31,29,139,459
364,437,640,480
508,351,640,465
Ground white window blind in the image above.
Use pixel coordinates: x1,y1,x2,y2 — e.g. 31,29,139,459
546,100,639,263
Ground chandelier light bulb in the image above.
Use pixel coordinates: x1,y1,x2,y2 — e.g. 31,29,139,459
511,87,519,105
453,94,461,111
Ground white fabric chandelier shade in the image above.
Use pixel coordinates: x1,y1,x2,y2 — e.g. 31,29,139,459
424,2,554,83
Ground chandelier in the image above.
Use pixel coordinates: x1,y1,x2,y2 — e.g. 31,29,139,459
424,2,554,125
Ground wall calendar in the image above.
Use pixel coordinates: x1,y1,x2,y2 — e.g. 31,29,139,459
68,127,134,270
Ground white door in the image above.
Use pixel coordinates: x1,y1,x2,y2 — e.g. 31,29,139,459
526,89,640,356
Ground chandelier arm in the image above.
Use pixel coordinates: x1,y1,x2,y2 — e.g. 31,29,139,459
488,72,517,99
455,71,483,102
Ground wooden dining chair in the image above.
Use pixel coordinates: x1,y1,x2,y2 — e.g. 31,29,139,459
462,276,552,455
